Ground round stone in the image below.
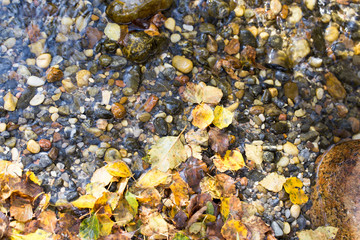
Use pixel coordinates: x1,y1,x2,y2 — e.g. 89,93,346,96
104,148,122,162
325,26,339,42
36,53,52,69
290,204,301,219
27,76,45,87
27,139,40,154
76,70,91,87
172,55,193,74
30,94,45,106
283,142,299,155
104,23,120,41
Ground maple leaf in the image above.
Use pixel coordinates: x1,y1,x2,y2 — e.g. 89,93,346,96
213,149,245,172
208,127,229,156
79,215,100,240
148,135,187,172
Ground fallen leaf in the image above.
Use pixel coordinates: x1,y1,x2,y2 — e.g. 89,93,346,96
10,229,52,240
113,199,134,226
213,106,234,129
200,174,236,199
259,172,286,192
136,188,162,208
102,231,133,240
170,172,190,207
208,127,229,156
148,135,187,172
173,232,191,240
79,215,100,240
179,82,203,104
140,212,169,238
93,192,120,214
86,182,108,199
284,177,309,204
243,215,273,240
297,226,338,240
105,161,131,178
0,212,9,238
125,191,139,215
10,194,33,222
201,85,223,104
71,195,97,209
220,195,242,220
97,214,114,237
185,143,203,160
192,103,214,129
183,157,208,193
185,129,209,146
213,149,245,172
38,210,57,233
221,219,250,240
188,222,206,236
91,167,116,186
26,171,41,185
135,169,170,188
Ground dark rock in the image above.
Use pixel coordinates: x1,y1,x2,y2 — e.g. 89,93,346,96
271,122,289,134
164,98,183,115
239,29,257,49
153,117,168,136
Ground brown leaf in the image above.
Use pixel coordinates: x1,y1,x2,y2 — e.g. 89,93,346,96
86,27,103,48
55,212,80,236
186,206,207,228
221,219,251,240
206,217,225,240
216,174,236,198
224,38,240,55
0,212,9,239
173,210,188,229
23,220,40,234
243,215,273,240
39,210,57,233
183,157,208,193
101,231,133,240
187,193,212,216
136,188,162,208
10,193,33,222
170,172,190,207
209,127,229,156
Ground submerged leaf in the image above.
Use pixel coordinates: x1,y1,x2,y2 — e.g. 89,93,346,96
212,106,234,129
79,215,100,240
148,136,187,172
213,149,245,172
208,127,229,156
192,103,214,129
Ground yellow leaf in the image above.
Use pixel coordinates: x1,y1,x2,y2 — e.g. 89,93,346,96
192,103,214,129
221,219,249,240
0,160,22,177
97,214,114,237
136,169,171,188
284,177,303,194
71,195,97,209
113,199,134,226
86,182,108,199
213,106,234,129
220,197,230,220
91,166,116,186
26,171,41,185
169,172,189,206
140,212,169,238
105,161,131,178
10,229,52,240
289,189,309,205
213,149,245,172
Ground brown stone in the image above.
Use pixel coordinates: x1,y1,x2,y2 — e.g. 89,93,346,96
48,147,59,161
111,103,126,119
284,81,299,101
46,67,63,82
39,139,51,151
53,132,62,142
143,94,159,112
348,117,360,133
249,106,265,115
309,140,360,240
325,72,346,100
335,103,348,118
224,38,240,55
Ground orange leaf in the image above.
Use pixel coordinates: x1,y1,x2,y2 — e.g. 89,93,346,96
192,103,214,129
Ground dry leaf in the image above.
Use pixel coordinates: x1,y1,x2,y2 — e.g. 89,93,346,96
11,229,52,240
212,106,234,129
202,85,223,104
200,174,236,199
192,103,214,129
0,212,10,238
71,195,97,209
185,129,209,146
259,172,286,192
208,127,229,156
136,188,162,208
91,167,116,186
135,169,170,188
148,135,187,172
221,219,250,240
86,182,108,199
97,214,114,237
10,194,33,222
220,195,242,220
105,161,131,178
243,215,273,240
213,149,245,172
170,172,190,207
140,212,169,238
38,210,57,233
297,226,338,240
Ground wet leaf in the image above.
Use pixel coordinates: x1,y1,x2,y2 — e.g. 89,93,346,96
105,161,131,178
86,182,108,199
202,85,223,104
25,171,41,185
38,210,57,233
10,229,52,240
192,103,214,129
10,194,33,222
71,195,97,209
243,215,273,240
0,212,9,238
259,172,286,192
135,169,170,188
170,172,189,207
148,135,187,172
136,188,162,208
208,127,229,156
185,129,209,146
140,212,168,238
200,174,236,199
184,157,208,193
220,195,243,220
297,226,338,240
125,191,138,215
113,199,134,226
213,106,234,129
179,82,203,104
221,219,249,240
79,215,100,240
213,149,245,172
284,177,308,204
91,167,116,186
173,232,191,240
97,214,114,237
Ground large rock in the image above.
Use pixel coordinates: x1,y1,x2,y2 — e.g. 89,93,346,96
309,140,360,239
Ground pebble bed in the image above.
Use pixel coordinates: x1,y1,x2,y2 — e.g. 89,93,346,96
0,0,360,239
